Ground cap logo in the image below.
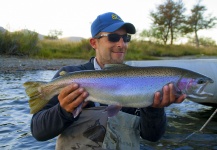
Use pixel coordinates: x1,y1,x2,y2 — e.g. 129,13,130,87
111,14,122,21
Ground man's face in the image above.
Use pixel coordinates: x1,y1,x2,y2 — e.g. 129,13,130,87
90,28,129,68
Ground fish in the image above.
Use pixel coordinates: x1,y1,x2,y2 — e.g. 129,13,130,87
23,64,214,117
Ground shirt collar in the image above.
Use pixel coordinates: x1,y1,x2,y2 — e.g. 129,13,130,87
93,57,102,70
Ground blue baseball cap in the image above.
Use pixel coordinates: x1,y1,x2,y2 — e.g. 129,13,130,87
91,12,136,37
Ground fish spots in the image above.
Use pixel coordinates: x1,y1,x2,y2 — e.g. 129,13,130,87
24,65,214,114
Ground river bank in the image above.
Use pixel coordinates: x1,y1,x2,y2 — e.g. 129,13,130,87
0,55,87,73
1,55,217,73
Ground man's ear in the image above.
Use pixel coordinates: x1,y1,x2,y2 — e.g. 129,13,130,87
89,38,97,50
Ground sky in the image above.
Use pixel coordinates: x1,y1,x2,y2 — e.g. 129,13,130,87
1,0,217,42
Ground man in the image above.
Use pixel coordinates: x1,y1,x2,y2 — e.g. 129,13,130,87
31,12,185,149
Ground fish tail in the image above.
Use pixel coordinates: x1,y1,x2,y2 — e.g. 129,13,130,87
23,81,49,114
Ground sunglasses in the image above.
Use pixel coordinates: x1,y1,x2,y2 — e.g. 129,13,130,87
94,33,131,43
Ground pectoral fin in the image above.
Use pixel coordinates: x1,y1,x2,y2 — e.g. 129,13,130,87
104,105,122,117
72,103,83,118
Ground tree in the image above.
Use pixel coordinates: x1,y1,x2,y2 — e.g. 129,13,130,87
149,0,186,45
140,27,164,44
187,36,216,47
44,29,63,40
184,1,217,47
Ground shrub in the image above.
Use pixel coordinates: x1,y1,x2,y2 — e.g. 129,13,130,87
0,30,40,56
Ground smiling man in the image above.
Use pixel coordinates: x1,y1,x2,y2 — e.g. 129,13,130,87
30,12,185,150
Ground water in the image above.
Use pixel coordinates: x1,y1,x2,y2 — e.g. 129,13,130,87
0,71,217,150
0,71,57,150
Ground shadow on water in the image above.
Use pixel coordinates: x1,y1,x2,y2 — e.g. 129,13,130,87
0,71,217,150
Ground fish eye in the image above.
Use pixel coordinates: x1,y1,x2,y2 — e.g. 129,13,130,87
197,78,205,84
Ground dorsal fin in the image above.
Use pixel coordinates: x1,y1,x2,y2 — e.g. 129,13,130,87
103,64,132,70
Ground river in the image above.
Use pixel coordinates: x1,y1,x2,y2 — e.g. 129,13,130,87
0,70,217,150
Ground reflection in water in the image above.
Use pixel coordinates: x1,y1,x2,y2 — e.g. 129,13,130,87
0,71,217,150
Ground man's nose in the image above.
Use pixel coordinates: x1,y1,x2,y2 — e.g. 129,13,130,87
116,37,126,47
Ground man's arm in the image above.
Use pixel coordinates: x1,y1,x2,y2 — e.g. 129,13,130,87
31,81,89,141
139,107,166,142
30,64,91,141
31,95,76,141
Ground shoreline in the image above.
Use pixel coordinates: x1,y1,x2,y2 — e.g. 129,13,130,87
0,56,87,73
1,55,217,73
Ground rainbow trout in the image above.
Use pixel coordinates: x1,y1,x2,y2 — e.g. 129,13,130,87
23,64,214,116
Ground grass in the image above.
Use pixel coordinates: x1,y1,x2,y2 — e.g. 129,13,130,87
126,40,217,60
36,39,217,60
1,30,217,60
36,39,94,59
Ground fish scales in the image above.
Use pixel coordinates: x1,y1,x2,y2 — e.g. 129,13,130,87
23,64,214,114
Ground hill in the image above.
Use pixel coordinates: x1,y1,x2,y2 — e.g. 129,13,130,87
0,26,85,42
0,26,7,32
59,36,85,42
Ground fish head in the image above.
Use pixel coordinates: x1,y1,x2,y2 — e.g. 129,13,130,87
176,73,214,99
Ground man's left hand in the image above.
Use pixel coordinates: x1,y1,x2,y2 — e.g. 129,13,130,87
152,83,186,108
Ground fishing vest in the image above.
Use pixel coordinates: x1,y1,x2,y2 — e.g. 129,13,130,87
55,106,140,150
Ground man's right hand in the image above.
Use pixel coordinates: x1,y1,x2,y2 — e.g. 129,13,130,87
58,83,89,113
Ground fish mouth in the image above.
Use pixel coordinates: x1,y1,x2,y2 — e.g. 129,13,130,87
187,92,213,100
187,81,214,99
208,78,214,83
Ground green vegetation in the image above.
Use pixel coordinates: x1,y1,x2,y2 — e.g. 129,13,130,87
1,31,217,60
36,39,94,59
1,0,216,60
126,40,217,60
44,30,63,40
0,30,39,56
143,0,217,47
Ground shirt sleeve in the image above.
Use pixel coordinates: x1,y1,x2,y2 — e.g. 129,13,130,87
30,95,77,141
30,61,95,141
30,66,78,141
139,107,167,142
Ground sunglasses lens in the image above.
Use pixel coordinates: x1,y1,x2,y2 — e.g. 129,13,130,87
124,35,131,42
108,34,120,42
108,34,131,42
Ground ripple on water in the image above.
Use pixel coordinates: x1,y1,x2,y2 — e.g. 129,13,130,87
1,70,217,150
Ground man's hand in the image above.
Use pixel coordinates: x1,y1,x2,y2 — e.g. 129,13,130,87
58,83,89,113
152,83,186,108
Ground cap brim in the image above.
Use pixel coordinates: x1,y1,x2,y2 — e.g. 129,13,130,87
102,22,136,34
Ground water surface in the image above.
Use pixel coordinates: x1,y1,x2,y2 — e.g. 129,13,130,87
0,71,216,150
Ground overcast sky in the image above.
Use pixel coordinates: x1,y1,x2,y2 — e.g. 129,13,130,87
1,0,217,42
